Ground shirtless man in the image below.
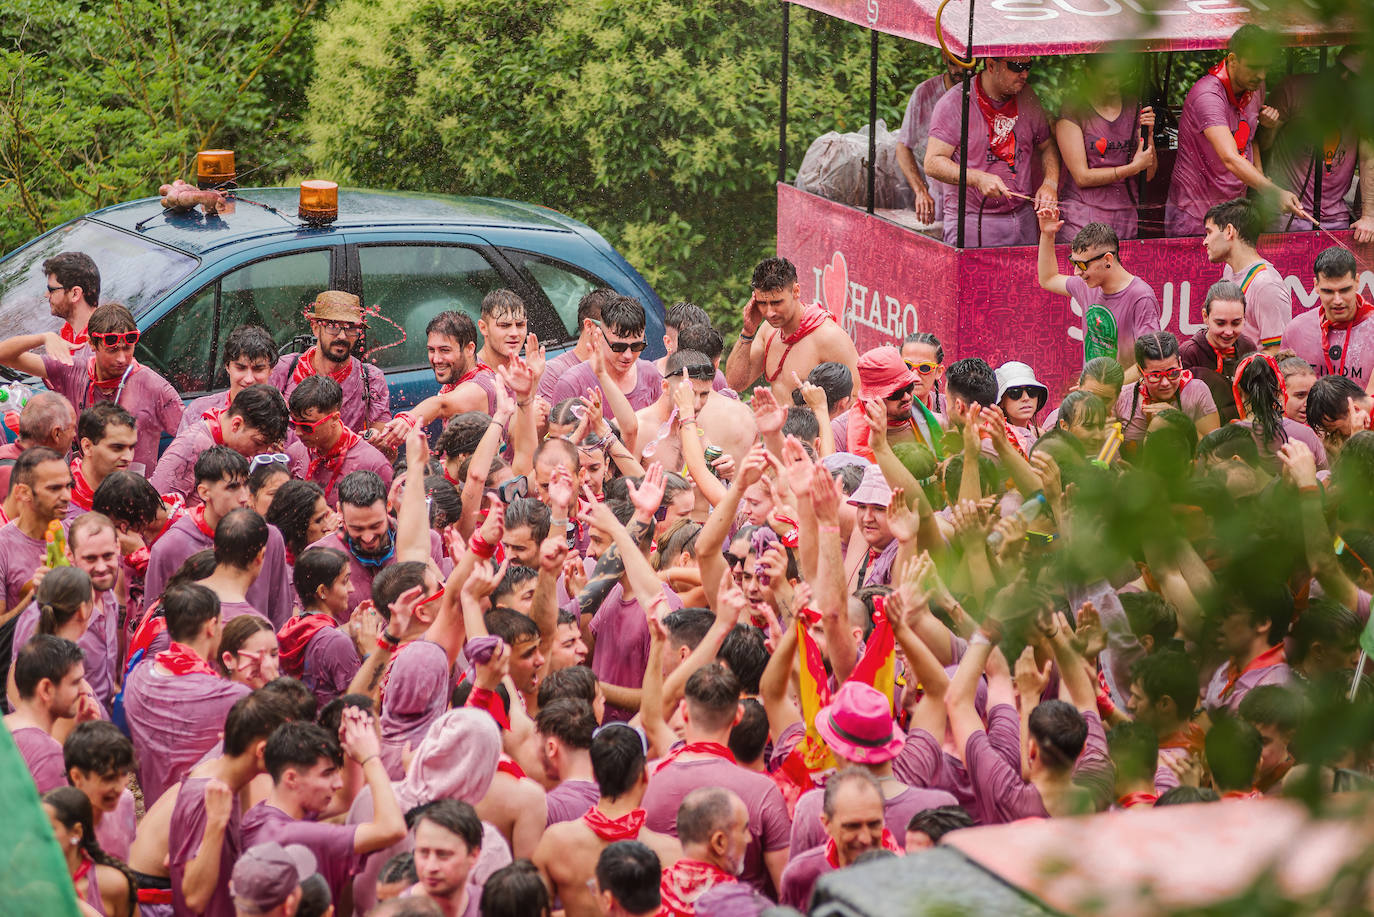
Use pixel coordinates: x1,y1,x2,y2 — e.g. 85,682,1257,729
635,351,755,471
724,258,859,403
534,723,680,917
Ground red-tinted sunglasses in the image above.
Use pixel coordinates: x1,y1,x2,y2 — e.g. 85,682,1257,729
91,330,140,348
290,411,339,433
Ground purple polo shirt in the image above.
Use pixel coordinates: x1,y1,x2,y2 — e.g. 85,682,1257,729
544,778,600,826
307,437,394,508
778,845,831,910
789,783,957,853
1280,308,1374,387
380,639,452,780
146,514,295,628
11,588,120,709
170,776,241,917
1067,275,1160,367
307,528,448,616
41,353,183,473
549,360,665,419
150,420,218,503
1165,71,1263,236
269,355,392,435
1113,379,1217,444
1222,261,1293,349
1057,100,1146,240
242,801,361,908
538,350,586,403
589,582,683,722
896,73,954,218
299,624,362,711
122,661,251,806
642,756,791,897
1268,74,1360,230
178,392,230,433
12,725,67,793
928,81,1051,247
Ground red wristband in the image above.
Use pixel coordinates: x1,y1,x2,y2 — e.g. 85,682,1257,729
469,533,496,560
396,411,419,428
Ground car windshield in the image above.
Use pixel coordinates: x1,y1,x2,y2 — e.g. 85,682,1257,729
0,219,199,340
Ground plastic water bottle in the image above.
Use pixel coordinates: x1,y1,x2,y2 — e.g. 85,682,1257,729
0,382,32,408
987,493,1047,551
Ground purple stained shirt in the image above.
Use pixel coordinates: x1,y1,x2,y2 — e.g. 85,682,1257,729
927,81,1051,247
1237,417,1327,474
40,353,183,474
170,776,241,917
178,392,229,433
1268,74,1360,230
1203,654,1291,715
544,778,600,826
642,756,791,898
10,588,120,709
1113,378,1218,444
122,661,251,806
307,437,394,508
1057,99,1145,240
778,844,831,910
893,705,1021,823
1066,275,1160,368
380,639,452,777
1222,261,1293,349
12,725,67,793
96,789,138,861
896,73,954,218
308,528,448,617
0,521,55,611
149,420,218,503
1281,308,1374,387
269,355,392,434
789,782,957,853
589,582,683,723
242,801,361,908
861,537,901,588
300,624,362,711
146,514,295,628
218,600,269,624
548,360,665,419
1166,71,1263,237
538,349,586,402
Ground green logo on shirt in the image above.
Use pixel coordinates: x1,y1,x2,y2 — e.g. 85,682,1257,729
1084,304,1118,363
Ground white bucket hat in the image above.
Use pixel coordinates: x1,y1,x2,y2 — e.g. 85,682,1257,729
995,361,1048,413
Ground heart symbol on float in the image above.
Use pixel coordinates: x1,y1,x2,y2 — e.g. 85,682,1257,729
1233,122,1251,152
821,250,849,321
1094,137,1108,156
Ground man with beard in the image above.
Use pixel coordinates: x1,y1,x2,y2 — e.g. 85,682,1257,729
270,291,392,437
0,448,72,682
421,310,482,395
657,788,750,916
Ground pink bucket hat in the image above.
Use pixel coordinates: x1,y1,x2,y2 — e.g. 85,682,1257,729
845,463,893,508
856,346,918,401
815,680,905,764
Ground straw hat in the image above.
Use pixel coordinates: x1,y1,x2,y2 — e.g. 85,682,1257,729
305,290,364,324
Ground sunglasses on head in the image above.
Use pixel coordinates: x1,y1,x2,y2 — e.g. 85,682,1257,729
249,453,291,471
315,319,364,336
91,330,140,348
291,411,339,433
905,360,940,375
1004,386,1038,401
1070,251,1113,272
599,326,648,354
669,364,715,381
1142,367,1183,384
592,722,649,755
885,382,916,401
1003,59,1032,73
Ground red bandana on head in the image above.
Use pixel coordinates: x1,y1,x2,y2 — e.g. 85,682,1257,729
582,807,646,843
292,346,352,386
1231,353,1287,421
974,75,1019,170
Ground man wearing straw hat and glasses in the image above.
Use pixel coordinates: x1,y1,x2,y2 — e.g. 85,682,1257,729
270,290,392,439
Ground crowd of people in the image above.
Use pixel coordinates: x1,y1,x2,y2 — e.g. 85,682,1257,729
2,199,1374,917
898,26,1374,247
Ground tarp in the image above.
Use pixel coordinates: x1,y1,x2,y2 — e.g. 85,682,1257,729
786,0,1353,57
0,723,82,915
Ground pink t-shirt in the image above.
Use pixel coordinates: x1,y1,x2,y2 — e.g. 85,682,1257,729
41,353,183,474
149,420,218,502
1067,275,1161,367
146,514,296,628
178,392,230,433
1268,74,1360,230
242,801,361,908
778,844,832,910
1057,100,1146,240
1203,653,1290,715
307,437,394,508
896,73,955,217
269,355,392,435
1166,70,1263,236
1222,261,1292,350
1113,379,1218,443
10,589,120,709
170,776,241,917
549,360,665,418
788,782,957,853
537,350,586,402
544,778,600,826
642,756,791,897
589,582,683,723
0,521,53,611
1280,308,1374,387
12,725,67,793
1236,417,1327,473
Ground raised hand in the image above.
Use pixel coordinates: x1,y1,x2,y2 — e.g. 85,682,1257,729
672,378,697,421
474,638,511,691
793,372,828,414
811,462,841,524
563,555,589,597
383,588,424,640
548,464,577,515
751,387,786,436
478,493,506,546
523,333,547,383
736,445,770,489
1277,440,1318,489
340,705,382,764
887,487,919,543
491,372,517,425
978,405,1009,446
627,462,667,521
742,292,763,336
1013,645,1052,701
462,557,509,602
1073,601,1107,662
203,778,234,828
863,398,888,448
405,424,430,473
780,435,814,496
538,535,568,574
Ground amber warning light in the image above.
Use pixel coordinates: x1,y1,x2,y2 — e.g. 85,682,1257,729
197,150,236,189
298,180,339,224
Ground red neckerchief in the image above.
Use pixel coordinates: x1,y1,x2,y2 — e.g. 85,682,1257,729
292,347,352,386
439,362,492,395
973,76,1019,170
125,603,166,669
1319,295,1374,379
823,829,902,868
582,807,647,843
0,504,9,527
202,392,231,424
308,426,362,496
653,741,737,775
208,415,226,446
1222,789,1263,800
1142,371,1193,405
1209,60,1253,112
87,357,140,393
189,505,217,540
1117,791,1158,809
466,685,512,731
658,860,739,917
73,851,95,884
156,494,186,545
1231,353,1287,421
1219,643,1286,701
497,754,526,780
1205,335,1237,375
69,457,94,512
60,323,88,348
763,306,832,382
277,612,337,676
155,641,217,677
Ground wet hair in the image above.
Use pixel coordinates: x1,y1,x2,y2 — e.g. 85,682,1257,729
1235,356,1286,447
480,289,526,322
484,607,541,645
1107,721,1159,786
726,698,770,764
1130,650,1200,715
1197,424,1262,466
92,471,161,528
657,520,701,568
1305,374,1365,432
266,480,329,557
577,288,617,325
677,786,739,847
601,295,647,338
337,470,387,510
215,616,275,677
163,583,221,642
665,301,710,332
676,323,723,364
590,723,646,799
1203,279,1246,317
223,690,295,757
537,666,599,710
228,384,289,443
43,786,136,912
43,252,100,305
1027,700,1088,771
414,798,483,852
1118,592,1178,651
683,663,741,732
214,508,269,569
794,361,854,412
426,310,478,349
425,475,462,530
504,497,551,543
1155,785,1220,806
822,767,884,818
906,805,974,842
64,720,135,779
379,851,418,886
222,324,278,366
435,412,494,461
371,561,430,620
1070,222,1120,255
751,257,798,291
1288,597,1362,666
535,698,597,750
665,349,712,380
549,398,587,430
264,721,342,781
1205,715,1262,792
1238,684,1305,733
1277,350,1315,380
195,445,249,487
534,435,579,472
248,459,290,499
1314,245,1358,281
1057,390,1106,431
782,406,819,443
294,547,351,608
1080,356,1125,394
35,567,92,636
316,694,373,736
66,511,116,548
1204,198,1261,248
77,402,135,448
596,841,661,915
480,860,550,917
662,607,715,651
10,447,65,500
945,358,998,409
289,374,344,418
717,625,768,695
14,634,83,700
86,303,136,336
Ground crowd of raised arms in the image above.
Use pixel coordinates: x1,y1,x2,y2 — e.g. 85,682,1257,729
3,69,1374,913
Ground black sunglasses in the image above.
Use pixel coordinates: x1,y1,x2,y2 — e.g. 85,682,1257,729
1004,386,1038,401
884,382,916,401
669,364,715,381
723,551,747,569
1003,60,1032,73
600,327,648,354
1070,250,1112,272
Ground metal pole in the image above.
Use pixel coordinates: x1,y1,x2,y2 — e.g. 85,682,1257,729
779,2,790,185
867,29,879,214
1311,45,1328,227
956,0,976,248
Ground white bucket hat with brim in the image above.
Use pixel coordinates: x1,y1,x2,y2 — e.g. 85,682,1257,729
995,361,1049,413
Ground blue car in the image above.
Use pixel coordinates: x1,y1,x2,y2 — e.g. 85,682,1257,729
0,188,664,413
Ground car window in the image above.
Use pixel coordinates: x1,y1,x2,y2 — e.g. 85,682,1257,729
0,219,198,340
501,249,609,339
219,249,333,360
139,283,219,393
358,245,507,370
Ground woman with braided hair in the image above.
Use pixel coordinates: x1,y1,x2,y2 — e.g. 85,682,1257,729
43,785,138,917
1233,353,1327,473
1114,331,1220,446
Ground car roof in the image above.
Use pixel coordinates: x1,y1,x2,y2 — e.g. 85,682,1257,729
90,187,585,256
